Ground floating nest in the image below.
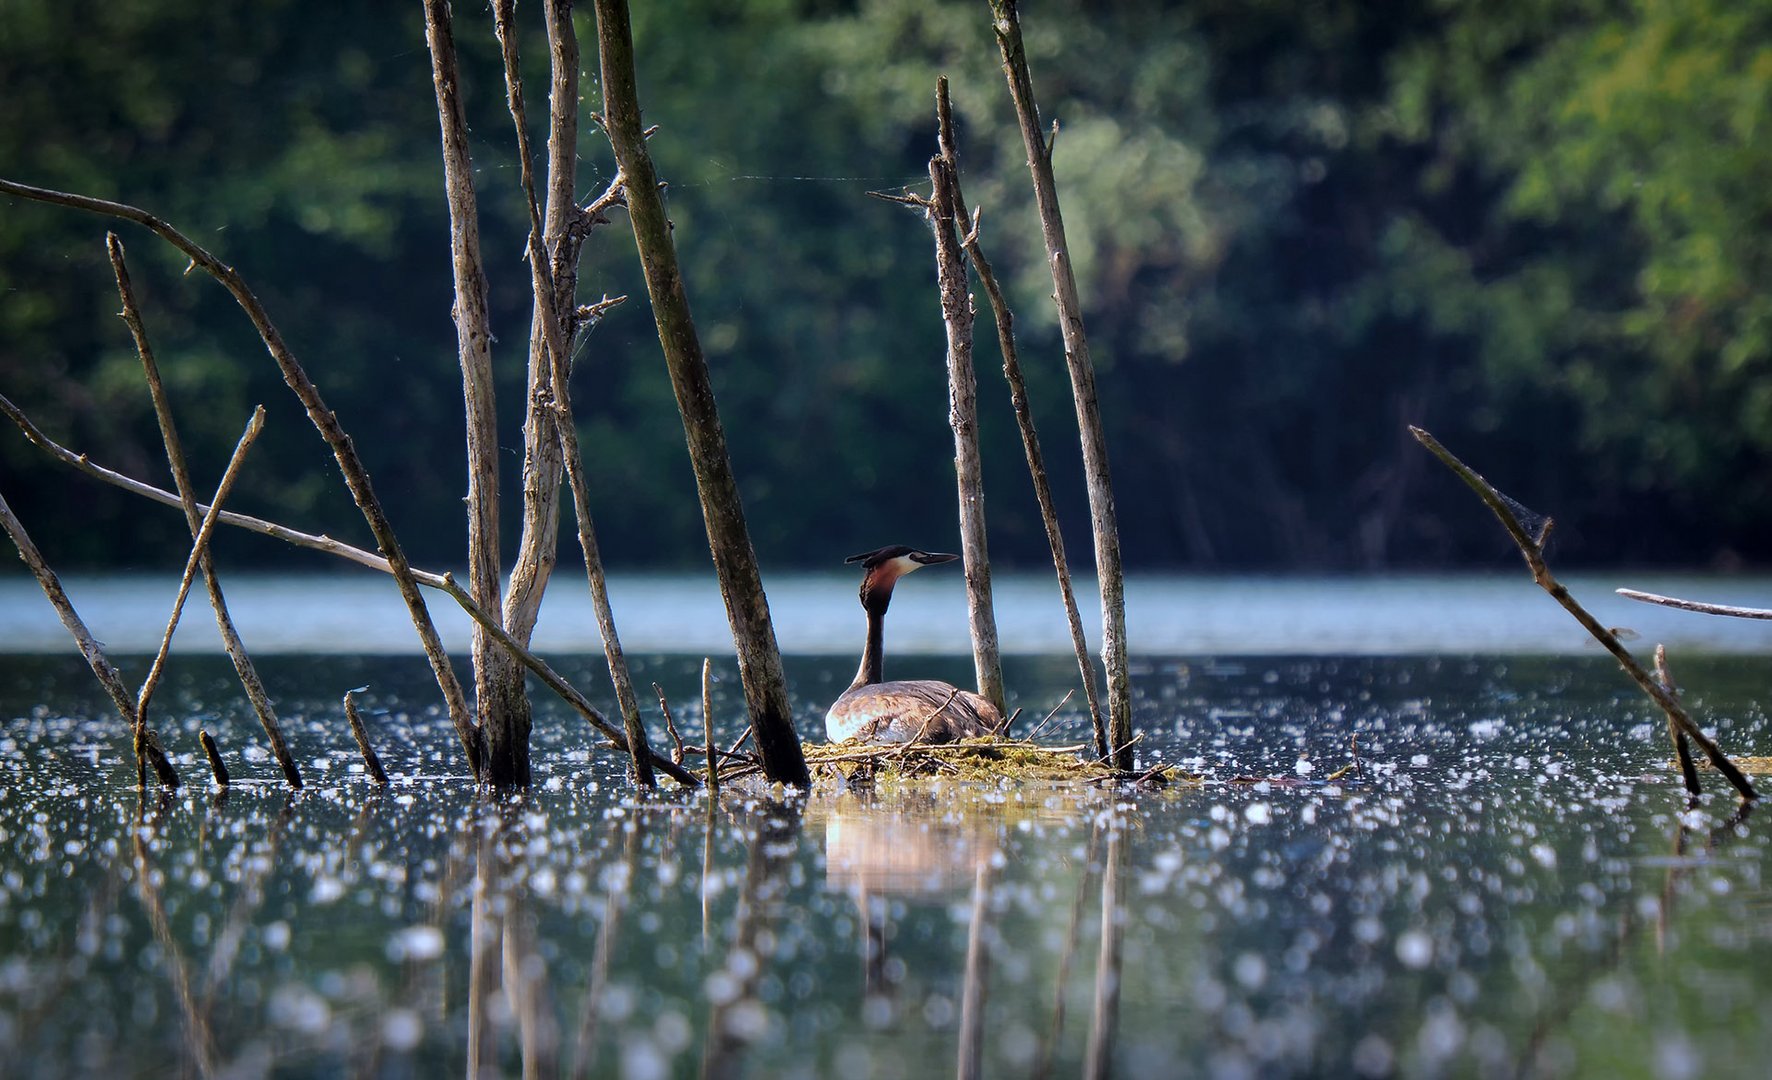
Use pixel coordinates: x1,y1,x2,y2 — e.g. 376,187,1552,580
713,735,1199,787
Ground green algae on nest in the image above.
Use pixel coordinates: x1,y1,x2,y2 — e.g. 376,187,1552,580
712,735,1200,785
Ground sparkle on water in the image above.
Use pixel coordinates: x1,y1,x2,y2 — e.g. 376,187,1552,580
1,650,1770,1079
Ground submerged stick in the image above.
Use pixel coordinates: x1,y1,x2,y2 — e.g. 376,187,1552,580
0,489,178,789
987,0,1132,770
199,731,229,787
344,688,390,786
929,79,1006,719
1411,426,1755,800
110,234,301,788
592,0,809,787
0,177,482,781
1654,646,1700,800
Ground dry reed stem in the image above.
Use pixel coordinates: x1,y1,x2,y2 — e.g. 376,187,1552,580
1412,426,1754,800
1654,645,1701,800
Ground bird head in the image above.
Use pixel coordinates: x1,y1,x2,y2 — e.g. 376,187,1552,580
846,545,959,611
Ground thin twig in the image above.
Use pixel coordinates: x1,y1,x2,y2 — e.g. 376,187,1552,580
135,408,268,775
1412,426,1755,800
109,234,300,788
655,682,686,765
344,688,390,786
703,658,720,795
960,206,1105,757
1617,588,1772,620
1028,688,1076,742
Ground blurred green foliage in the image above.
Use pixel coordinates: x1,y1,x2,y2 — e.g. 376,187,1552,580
2,0,1769,572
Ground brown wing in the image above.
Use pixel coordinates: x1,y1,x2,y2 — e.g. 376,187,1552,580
826,679,1003,744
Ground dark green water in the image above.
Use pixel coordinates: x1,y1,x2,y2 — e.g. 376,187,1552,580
2,652,1770,1078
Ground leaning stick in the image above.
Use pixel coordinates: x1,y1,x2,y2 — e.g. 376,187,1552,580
987,0,1133,770
0,177,482,779
593,0,810,787
136,407,267,761
497,0,656,790
0,392,696,787
1411,426,1755,800
961,214,1104,755
109,235,301,788
0,489,178,788
343,689,390,786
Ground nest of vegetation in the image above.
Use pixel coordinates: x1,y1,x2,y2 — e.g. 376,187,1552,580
713,735,1196,786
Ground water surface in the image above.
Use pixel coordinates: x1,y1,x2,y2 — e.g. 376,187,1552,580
1,650,1769,1077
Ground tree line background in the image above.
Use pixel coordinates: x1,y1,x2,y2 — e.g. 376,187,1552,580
3,0,1769,574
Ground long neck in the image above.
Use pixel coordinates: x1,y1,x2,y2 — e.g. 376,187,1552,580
850,586,892,690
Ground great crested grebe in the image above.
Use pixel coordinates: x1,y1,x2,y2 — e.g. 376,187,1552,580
824,545,1005,744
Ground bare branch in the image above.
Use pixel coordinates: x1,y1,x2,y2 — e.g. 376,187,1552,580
1618,588,1772,620
0,488,177,789
1411,425,1755,801
0,177,482,779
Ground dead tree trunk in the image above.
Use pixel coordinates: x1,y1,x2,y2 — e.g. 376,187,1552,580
988,0,1134,770
592,0,810,787
928,146,1007,718
495,0,593,790
423,0,514,786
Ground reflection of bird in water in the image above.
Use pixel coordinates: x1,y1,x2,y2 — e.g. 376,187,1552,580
815,791,985,1008
825,545,1005,745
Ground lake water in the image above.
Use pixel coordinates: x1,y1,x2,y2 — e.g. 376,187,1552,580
6,569,1772,656
2,574,1771,1077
